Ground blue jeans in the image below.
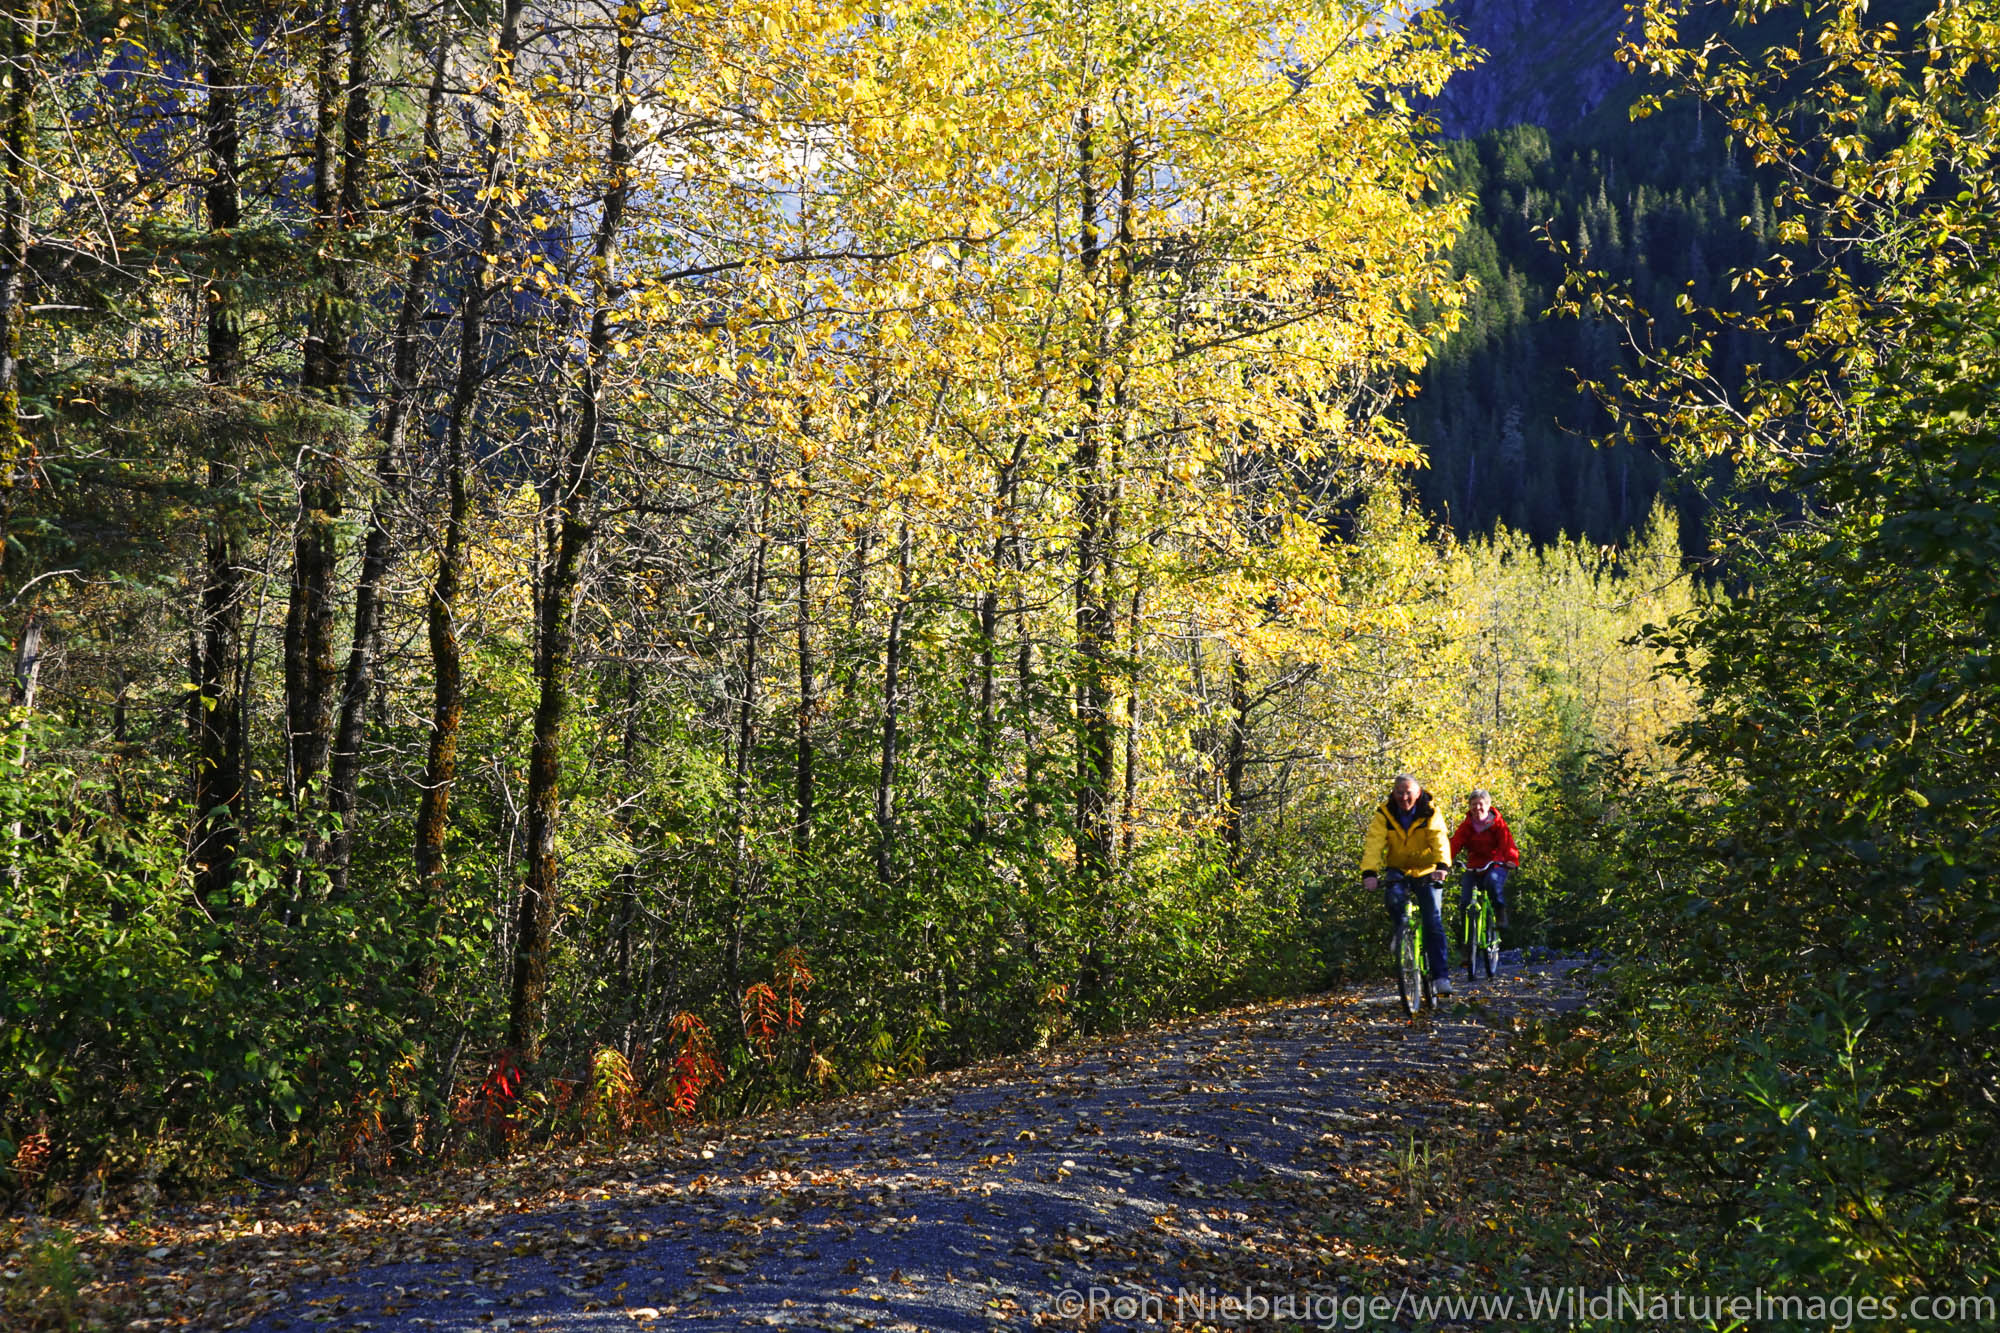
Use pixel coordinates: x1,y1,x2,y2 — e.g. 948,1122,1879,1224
1460,864,1510,914
1382,872,1448,979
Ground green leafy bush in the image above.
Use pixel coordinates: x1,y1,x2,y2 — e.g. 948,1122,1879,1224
0,735,421,1193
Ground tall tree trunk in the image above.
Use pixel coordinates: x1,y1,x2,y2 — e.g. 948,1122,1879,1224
974,579,998,848
329,31,447,898
611,666,643,1054
974,437,1025,845
0,8,34,895
846,527,870,630
285,0,374,883
874,519,911,887
1109,136,1138,871
1120,582,1141,865
414,0,523,914
724,478,771,1006
191,18,246,910
1017,615,1039,831
10,605,36,706
504,13,631,1063
8,604,40,888
0,0,35,599
792,464,813,856
1224,648,1248,874
1072,106,1113,881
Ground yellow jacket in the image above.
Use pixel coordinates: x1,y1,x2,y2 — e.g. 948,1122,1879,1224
1362,790,1452,877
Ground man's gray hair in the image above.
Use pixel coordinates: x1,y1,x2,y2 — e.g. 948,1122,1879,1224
1393,773,1418,789
1469,787,1491,804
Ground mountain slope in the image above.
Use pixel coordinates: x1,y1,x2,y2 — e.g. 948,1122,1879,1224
1401,0,1764,552
1430,0,1634,137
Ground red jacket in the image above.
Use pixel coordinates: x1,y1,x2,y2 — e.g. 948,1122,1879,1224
1450,810,1520,870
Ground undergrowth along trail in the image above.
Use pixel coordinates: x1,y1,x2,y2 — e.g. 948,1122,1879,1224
7,962,1586,1332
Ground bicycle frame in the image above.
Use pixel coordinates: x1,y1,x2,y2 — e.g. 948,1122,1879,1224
1462,863,1503,981
1384,870,1434,1016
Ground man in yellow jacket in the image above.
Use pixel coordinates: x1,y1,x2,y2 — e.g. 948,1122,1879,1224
1362,773,1455,995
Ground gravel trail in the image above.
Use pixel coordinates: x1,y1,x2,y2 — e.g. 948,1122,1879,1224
188,961,1584,1333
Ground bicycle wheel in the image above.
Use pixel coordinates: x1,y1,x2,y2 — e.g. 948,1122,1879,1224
1479,896,1500,979
1464,894,1481,984
1394,917,1423,1017
1476,895,1499,979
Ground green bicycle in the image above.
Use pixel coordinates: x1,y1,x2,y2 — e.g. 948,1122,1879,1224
1386,870,1434,1017
1462,863,1503,982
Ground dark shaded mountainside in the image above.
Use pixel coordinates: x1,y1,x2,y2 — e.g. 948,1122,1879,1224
1402,0,1774,552
1428,0,1634,137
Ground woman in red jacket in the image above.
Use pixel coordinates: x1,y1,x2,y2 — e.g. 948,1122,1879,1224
1449,788,1520,928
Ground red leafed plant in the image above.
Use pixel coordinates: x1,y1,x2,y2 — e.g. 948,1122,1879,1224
741,983,783,1058
775,946,813,1028
12,1130,51,1194
454,1049,526,1143
662,1013,720,1117
744,948,815,1059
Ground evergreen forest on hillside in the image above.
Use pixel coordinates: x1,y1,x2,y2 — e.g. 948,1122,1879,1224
1400,103,1777,550
3,0,1997,1324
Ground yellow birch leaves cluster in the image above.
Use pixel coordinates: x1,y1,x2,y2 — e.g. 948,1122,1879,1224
446,0,1693,878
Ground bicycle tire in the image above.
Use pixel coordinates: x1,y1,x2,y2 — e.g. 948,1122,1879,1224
1467,892,1498,982
1394,918,1423,1017
1480,892,1496,976
1465,893,1481,984
1479,899,1500,980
